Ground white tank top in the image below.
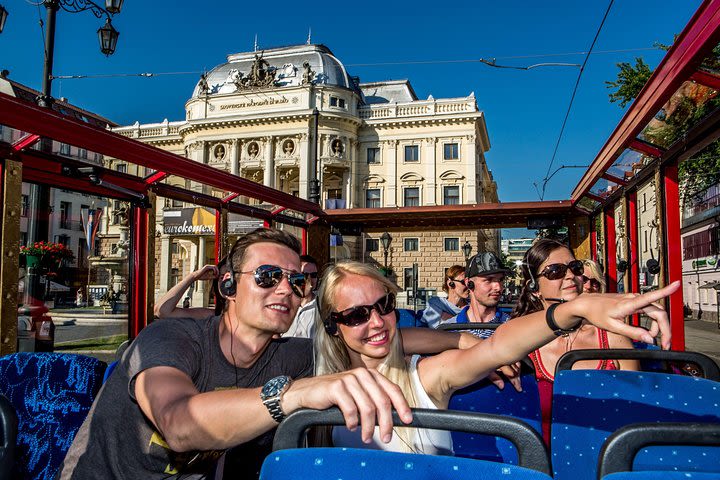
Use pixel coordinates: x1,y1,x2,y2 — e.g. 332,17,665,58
331,355,454,455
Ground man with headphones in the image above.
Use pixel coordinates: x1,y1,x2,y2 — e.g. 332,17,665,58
442,251,513,338
59,228,413,480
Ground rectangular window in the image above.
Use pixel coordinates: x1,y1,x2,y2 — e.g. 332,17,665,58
116,163,127,174
444,237,459,251
366,238,380,252
172,198,184,208
55,234,70,246
366,189,381,208
21,195,29,217
643,230,648,252
171,242,180,255
683,227,720,260
327,189,342,200
367,147,380,164
443,185,460,205
77,238,86,268
404,187,420,207
444,143,459,160
404,238,419,251
78,148,88,159
642,193,647,212
404,145,419,162
59,143,71,155
20,232,27,247
171,268,180,287
60,201,71,229
329,96,346,108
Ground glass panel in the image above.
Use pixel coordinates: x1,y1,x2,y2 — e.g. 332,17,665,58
18,182,127,361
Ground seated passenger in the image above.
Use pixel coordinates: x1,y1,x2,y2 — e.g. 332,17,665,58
153,258,227,320
512,239,640,442
420,265,468,328
315,260,674,454
283,254,320,338
581,259,606,293
440,252,512,338
57,229,414,480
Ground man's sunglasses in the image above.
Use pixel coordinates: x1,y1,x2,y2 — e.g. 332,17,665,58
240,265,307,298
538,260,584,280
330,292,396,327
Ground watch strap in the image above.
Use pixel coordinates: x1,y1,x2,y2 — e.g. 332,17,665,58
546,302,581,337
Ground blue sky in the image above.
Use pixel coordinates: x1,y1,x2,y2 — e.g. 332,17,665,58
0,0,701,210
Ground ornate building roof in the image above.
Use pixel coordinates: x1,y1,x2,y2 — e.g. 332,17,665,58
191,44,358,98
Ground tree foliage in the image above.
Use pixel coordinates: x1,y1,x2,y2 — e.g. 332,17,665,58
606,58,653,108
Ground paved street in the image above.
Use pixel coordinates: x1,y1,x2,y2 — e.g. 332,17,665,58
54,322,126,344
684,317,720,366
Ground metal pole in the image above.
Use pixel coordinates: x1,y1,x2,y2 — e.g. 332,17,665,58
39,0,59,107
309,108,320,204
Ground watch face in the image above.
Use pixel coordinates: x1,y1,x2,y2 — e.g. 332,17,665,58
262,375,290,397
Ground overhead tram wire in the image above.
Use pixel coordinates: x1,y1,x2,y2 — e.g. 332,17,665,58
49,45,658,80
539,0,616,201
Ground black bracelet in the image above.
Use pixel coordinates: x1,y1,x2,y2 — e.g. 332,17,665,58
546,302,582,337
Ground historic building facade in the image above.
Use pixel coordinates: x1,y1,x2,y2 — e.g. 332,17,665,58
111,44,499,304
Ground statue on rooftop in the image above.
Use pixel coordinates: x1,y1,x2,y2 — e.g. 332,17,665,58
301,61,315,85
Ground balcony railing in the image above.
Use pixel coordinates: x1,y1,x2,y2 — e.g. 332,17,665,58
359,97,477,120
59,220,84,231
114,120,184,139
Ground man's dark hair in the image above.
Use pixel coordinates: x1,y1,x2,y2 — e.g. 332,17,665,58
299,254,318,266
229,228,301,274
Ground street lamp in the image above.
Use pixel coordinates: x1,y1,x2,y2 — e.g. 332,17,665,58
380,232,392,273
98,17,119,55
0,5,8,34
462,241,472,261
38,0,124,107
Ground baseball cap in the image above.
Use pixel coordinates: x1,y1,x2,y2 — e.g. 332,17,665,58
466,252,512,278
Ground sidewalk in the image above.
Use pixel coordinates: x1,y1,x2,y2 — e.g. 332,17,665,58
684,317,720,366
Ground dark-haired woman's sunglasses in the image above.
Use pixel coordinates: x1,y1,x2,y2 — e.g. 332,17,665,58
538,260,584,280
240,265,307,298
330,292,396,327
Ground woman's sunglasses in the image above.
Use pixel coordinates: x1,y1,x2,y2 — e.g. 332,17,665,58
538,260,584,280
582,276,601,287
330,292,396,327
240,265,307,298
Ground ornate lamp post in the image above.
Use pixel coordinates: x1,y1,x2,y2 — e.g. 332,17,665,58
380,232,392,274
462,241,472,261
0,5,8,34
38,0,124,107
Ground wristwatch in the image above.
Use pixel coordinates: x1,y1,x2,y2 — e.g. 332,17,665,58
260,375,292,423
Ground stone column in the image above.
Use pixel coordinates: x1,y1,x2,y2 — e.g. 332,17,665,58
464,135,477,204
264,136,275,188
158,236,172,297
425,137,437,205
231,139,241,177
386,140,398,207
192,236,207,307
347,139,357,208
299,133,310,200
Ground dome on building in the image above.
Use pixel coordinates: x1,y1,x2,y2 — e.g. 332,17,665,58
191,44,356,98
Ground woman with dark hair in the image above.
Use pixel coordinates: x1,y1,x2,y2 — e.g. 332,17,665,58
512,238,639,442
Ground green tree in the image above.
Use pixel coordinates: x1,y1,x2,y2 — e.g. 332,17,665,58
606,58,653,108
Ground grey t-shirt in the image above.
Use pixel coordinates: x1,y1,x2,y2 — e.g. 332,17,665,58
56,316,313,480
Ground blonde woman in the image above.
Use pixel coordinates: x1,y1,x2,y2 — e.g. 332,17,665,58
581,259,606,293
315,260,676,454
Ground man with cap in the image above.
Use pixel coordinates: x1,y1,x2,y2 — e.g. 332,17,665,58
440,251,512,338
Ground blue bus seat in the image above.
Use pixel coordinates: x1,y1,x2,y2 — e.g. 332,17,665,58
102,360,118,384
551,370,720,480
598,422,720,479
270,407,551,477
397,309,422,328
448,372,541,464
260,447,552,480
0,353,106,480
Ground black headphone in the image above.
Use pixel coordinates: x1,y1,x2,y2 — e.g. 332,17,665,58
218,244,238,297
523,264,539,293
448,280,456,289
466,280,475,291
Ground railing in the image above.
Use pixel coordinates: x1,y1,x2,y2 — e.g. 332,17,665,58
684,186,720,219
59,220,84,231
114,121,183,139
359,97,477,120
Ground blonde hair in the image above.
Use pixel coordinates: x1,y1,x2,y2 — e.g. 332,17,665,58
582,259,606,293
315,260,418,452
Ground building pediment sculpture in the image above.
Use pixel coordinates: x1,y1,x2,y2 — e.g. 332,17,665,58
331,139,344,157
237,53,277,90
281,139,295,157
247,141,260,158
301,61,316,85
